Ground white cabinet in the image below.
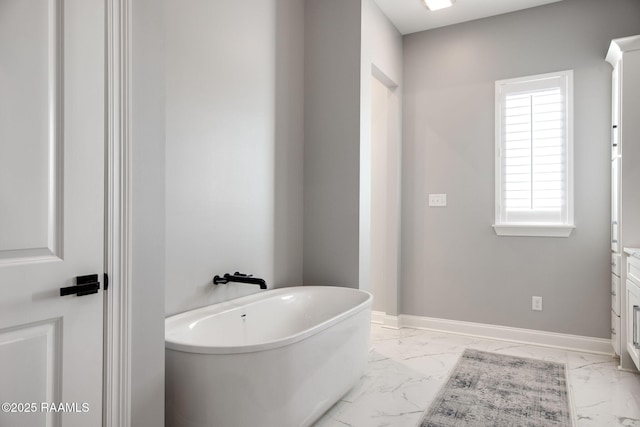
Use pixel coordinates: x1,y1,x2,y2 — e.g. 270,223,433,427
612,273,621,314
612,310,621,356
612,269,621,355
629,251,640,285
607,35,640,366
611,157,620,253
612,253,621,276
625,252,640,370
612,254,622,354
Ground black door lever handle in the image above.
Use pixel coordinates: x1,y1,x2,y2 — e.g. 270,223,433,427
60,274,100,296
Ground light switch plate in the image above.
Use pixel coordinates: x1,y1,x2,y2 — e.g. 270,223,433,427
429,194,447,207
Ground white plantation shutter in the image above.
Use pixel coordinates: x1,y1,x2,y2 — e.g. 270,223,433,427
495,71,573,230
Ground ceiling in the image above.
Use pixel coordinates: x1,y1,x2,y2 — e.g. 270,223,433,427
372,0,564,35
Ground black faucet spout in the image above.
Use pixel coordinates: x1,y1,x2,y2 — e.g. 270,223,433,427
213,272,267,289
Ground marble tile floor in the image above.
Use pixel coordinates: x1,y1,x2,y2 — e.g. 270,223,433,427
313,324,640,427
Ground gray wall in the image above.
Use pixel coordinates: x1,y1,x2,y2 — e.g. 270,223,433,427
131,0,305,423
131,0,166,425
274,0,305,290
401,0,640,338
303,0,362,287
164,0,304,316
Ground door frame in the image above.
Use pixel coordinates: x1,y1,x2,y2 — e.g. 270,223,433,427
104,0,133,426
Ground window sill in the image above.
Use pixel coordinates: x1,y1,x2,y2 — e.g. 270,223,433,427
492,224,575,237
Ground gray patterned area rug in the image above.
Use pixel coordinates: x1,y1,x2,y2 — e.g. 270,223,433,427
419,349,572,427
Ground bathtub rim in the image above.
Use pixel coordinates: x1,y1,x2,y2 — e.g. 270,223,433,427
164,285,372,355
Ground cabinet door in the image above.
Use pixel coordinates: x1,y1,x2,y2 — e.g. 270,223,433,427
612,310,621,355
612,64,620,158
626,280,640,370
612,253,622,276
612,157,620,252
629,256,640,285
612,274,621,315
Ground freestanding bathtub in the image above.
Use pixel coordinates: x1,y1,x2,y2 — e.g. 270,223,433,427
165,286,372,427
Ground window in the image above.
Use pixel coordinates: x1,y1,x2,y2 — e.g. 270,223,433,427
494,70,574,237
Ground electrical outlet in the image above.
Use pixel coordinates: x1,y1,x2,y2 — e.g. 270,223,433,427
532,296,543,311
429,194,447,207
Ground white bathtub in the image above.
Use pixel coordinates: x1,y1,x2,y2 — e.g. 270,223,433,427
165,286,372,427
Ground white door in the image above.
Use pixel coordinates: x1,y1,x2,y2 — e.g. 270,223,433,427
0,1,104,426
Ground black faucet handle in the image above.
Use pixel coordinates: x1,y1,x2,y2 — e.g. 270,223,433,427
233,272,252,277
213,275,228,285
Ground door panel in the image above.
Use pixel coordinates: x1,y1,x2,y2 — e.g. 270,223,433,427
0,1,104,426
0,319,60,427
0,0,62,263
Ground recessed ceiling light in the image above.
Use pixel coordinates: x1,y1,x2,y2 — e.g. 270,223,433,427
423,0,455,11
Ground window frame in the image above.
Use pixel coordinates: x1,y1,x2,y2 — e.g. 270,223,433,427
493,70,575,238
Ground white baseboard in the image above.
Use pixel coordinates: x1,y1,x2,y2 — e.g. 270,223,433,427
371,310,384,324
371,311,401,329
372,313,612,355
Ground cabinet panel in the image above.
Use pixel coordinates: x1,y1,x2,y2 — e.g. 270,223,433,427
612,274,621,315
626,279,640,370
612,64,620,158
612,253,621,276
611,157,620,253
612,310,621,355
628,256,640,286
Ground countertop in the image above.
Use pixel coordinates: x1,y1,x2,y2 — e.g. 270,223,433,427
623,247,640,259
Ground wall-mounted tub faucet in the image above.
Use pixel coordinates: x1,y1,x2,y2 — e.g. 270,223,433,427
213,272,267,289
